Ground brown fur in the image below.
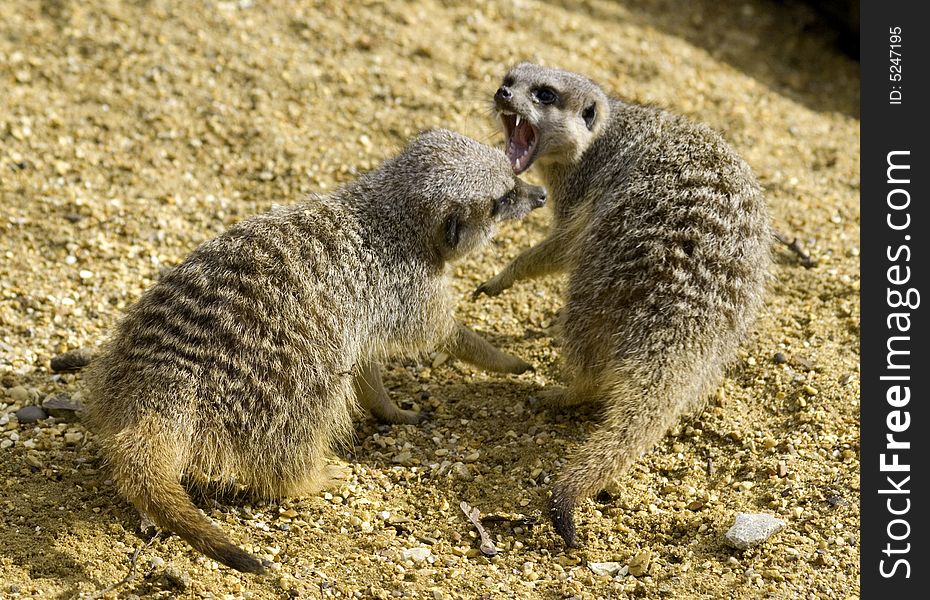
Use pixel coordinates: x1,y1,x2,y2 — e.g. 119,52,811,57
84,129,546,572
476,64,771,547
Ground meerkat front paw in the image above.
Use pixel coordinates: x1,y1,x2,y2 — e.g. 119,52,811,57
505,356,534,374
472,275,508,299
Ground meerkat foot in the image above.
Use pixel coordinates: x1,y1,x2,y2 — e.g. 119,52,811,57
447,322,533,374
375,405,426,425
354,362,426,425
269,463,352,498
534,379,597,411
534,386,577,411
138,510,158,536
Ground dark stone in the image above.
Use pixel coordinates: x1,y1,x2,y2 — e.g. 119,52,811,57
42,394,83,421
15,405,48,424
163,567,191,590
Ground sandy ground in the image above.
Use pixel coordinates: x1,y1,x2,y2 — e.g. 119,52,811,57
0,0,859,598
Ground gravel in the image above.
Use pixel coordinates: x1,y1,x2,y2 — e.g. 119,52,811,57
0,0,859,597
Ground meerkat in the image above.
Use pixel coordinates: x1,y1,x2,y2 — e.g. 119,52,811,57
83,129,546,573
474,63,771,547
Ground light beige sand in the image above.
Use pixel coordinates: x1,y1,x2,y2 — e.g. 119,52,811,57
0,0,859,597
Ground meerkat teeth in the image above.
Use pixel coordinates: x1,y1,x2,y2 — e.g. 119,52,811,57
515,115,522,127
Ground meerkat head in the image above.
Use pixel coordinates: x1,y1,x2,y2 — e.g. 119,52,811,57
392,129,547,263
493,63,611,174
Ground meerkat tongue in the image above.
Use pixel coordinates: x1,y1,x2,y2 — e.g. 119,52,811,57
506,116,537,174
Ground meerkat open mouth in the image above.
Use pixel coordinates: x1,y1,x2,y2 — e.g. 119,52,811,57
501,112,538,174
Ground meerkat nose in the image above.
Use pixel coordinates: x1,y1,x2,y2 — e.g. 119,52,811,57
495,86,513,101
529,185,547,208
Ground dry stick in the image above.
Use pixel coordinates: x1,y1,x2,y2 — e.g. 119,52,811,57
459,501,499,557
481,512,538,527
84,533,157,600
773,230,817,269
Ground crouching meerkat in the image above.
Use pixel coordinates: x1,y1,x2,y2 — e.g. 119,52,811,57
84,129,546,573
474,63,770,547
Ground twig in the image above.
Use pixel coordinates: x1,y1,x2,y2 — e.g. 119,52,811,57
480,512,538,528
459,501,499,557
774,230,817,268
83,534,157,599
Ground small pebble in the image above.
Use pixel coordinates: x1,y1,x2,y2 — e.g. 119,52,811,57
724,513,786,550
399,547,431,564
163,567,191,590
15,405,47,424
63,431,84,444
588,562,627,577
628,551,652,577
7,386,30,405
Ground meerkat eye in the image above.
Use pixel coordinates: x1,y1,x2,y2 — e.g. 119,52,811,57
534,87,558,105
492,189,514,216
582,104,597,130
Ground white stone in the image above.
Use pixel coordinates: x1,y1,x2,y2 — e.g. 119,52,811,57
588,562,628,577
724,513,786,550
400,547,432,564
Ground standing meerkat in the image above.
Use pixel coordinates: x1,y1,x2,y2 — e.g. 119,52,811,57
474,63,770,547
84,129,546,573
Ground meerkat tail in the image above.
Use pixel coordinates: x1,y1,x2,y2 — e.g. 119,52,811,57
549,357,717,547
106,413,266,574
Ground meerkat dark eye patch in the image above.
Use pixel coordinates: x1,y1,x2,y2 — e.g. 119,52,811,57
582,104,597,130
444,214,461,249
492,189,514,217
534,87,558,105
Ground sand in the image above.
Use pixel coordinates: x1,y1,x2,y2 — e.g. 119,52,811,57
0,0,859,597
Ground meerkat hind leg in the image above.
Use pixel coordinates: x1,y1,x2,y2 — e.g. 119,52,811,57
269,462,351,498
536,373,600,412
354,361,424,425
447,322,532,374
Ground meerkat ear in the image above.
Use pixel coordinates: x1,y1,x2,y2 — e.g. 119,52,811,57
443,213,461,249
582,103,597,130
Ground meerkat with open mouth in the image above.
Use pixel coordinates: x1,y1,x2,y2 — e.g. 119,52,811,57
475,63,770,548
